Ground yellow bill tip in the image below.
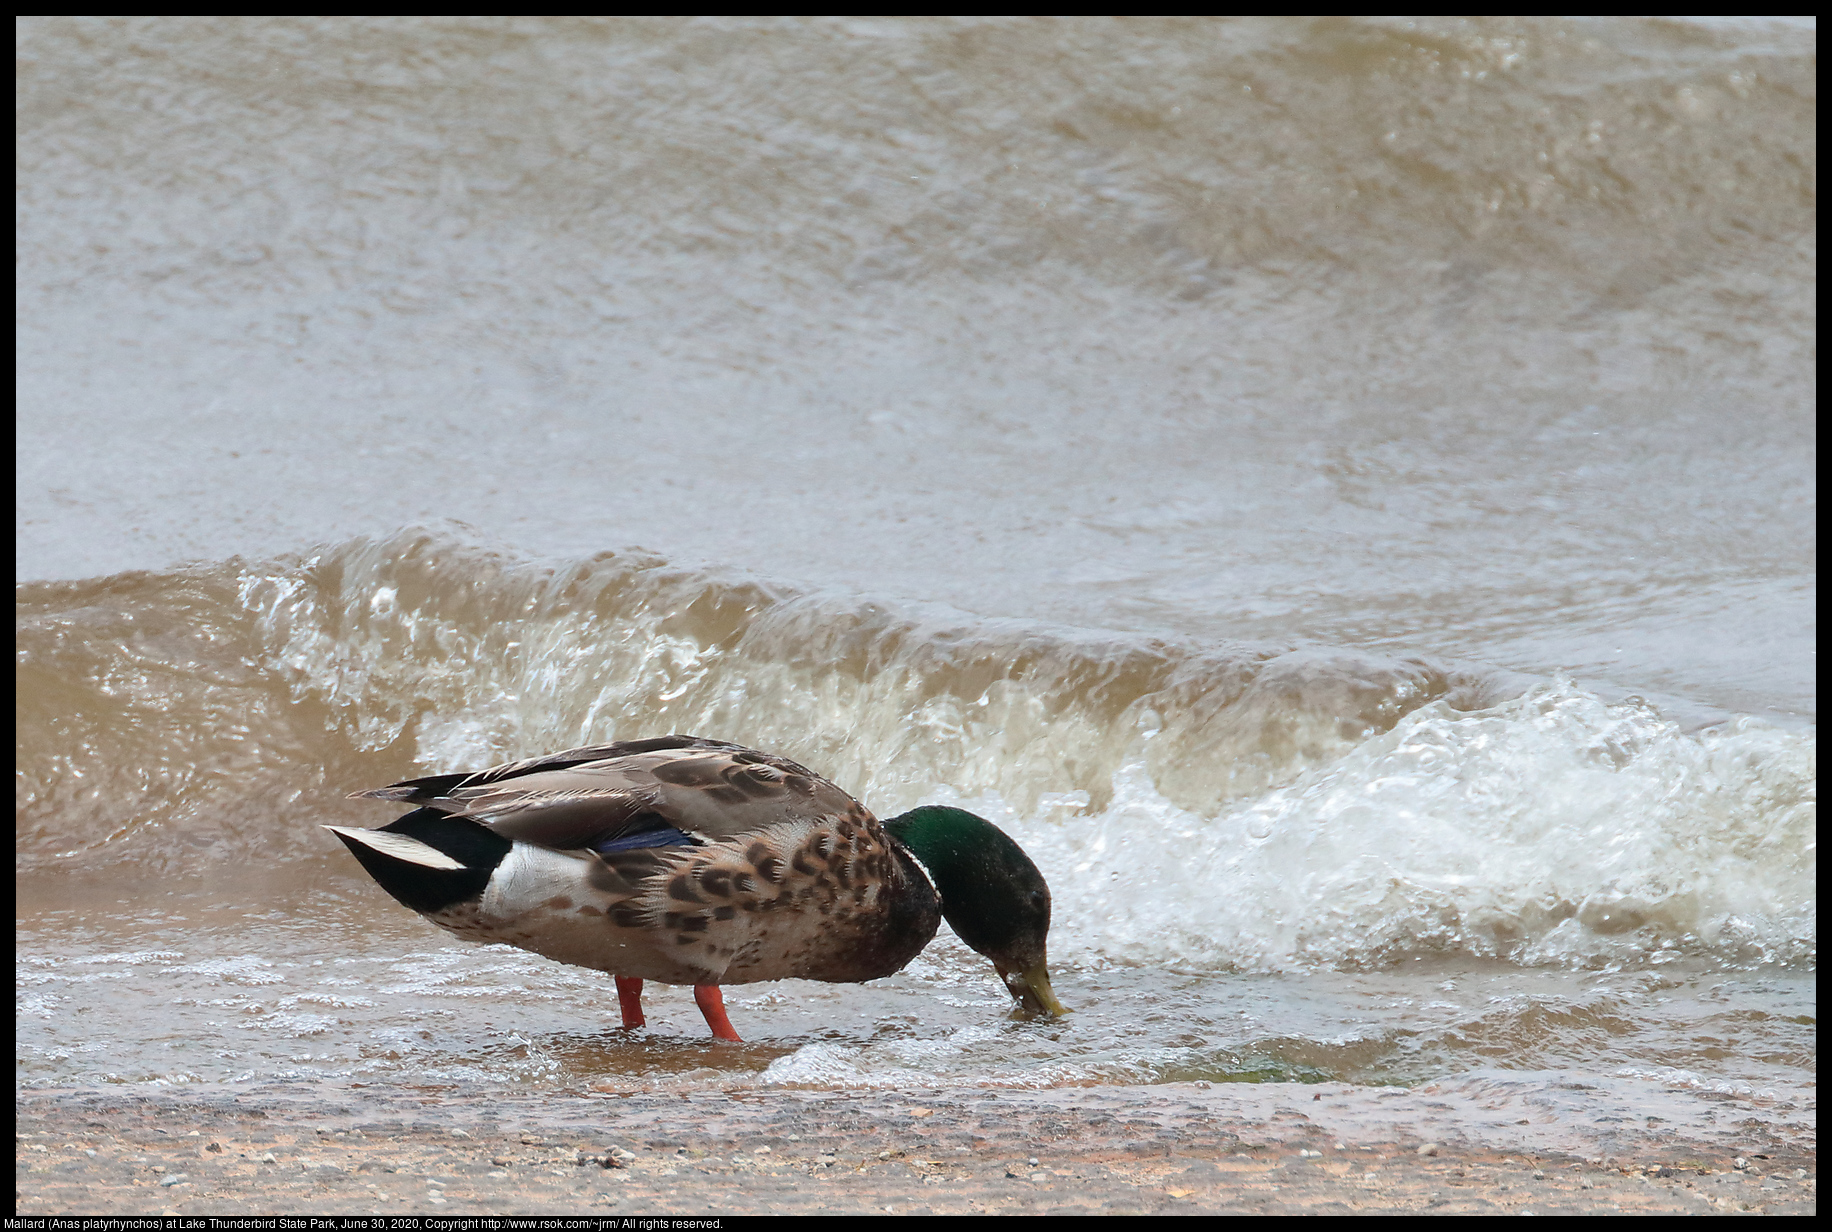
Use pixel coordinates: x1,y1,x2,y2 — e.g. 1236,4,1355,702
1007,962,1070,1017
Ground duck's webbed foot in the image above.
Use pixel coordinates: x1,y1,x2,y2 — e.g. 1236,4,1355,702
693,984,743,1042
614,976,645,1029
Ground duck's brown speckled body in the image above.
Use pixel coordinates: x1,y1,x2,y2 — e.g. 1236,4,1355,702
328,735,1064,1040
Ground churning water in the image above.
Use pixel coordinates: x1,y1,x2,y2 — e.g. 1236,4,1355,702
16,17,1814,1125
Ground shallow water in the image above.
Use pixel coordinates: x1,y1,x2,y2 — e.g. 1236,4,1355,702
15,870,1816,1102
15,16,1815,1132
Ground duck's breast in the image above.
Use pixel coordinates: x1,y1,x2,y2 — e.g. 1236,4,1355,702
720,836,942,984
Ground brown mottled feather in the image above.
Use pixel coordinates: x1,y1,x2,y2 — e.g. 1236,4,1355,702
355,736,940,988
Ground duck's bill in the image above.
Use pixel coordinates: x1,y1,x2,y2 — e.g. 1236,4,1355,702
1002,963,1070,1017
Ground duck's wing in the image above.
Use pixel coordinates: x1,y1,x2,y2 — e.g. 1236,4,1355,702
352,736,869,854
352,735,760,803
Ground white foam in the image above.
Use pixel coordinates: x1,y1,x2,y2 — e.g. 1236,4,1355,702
976,681,1814,971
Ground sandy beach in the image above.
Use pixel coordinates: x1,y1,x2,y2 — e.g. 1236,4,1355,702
17,1079,1815,1216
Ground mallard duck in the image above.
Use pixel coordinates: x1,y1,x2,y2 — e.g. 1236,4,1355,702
326,734,1066,1041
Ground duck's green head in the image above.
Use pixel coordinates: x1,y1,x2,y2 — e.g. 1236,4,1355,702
883,805,1068,1018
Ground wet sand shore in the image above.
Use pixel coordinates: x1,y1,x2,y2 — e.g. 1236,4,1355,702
17,1080,1815,1216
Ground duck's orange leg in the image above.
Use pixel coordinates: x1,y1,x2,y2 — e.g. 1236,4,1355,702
614,976,645,1029
693,984,743,1042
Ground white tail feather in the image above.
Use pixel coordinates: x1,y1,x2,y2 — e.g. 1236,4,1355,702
323,825,467,871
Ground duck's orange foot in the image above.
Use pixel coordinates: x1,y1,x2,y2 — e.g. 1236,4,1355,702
693,984,743,1042
614,976,645,1029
